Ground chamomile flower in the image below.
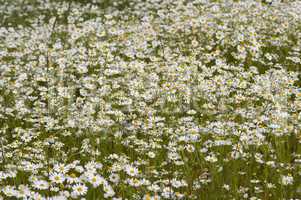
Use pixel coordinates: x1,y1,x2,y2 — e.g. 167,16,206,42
72,184,88,197
49,172,66,184
281,175,294,186
103,183,115,198
53,164,70,174
32,180,49,190
87,174,104,188
125,165,139,177
147,152,156,159
109,173,120,184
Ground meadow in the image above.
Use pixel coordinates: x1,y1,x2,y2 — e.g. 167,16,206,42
0,0,301,199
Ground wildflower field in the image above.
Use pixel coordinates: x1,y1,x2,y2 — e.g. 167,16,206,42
1,0,301,199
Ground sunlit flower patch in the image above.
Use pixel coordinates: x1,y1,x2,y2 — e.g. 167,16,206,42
1,0,301,199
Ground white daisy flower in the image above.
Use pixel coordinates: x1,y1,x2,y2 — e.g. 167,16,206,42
72,183,88,197
32,180,49,190
125,165,139,177
49,172,66,184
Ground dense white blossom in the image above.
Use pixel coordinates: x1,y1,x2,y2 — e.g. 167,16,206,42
0,0,301,199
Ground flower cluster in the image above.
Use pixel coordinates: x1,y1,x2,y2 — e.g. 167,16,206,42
1,0,301,199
